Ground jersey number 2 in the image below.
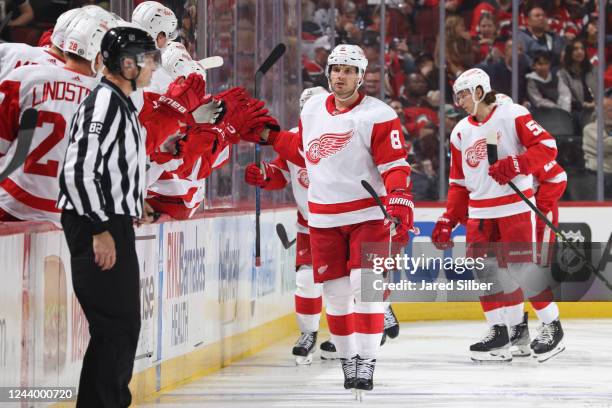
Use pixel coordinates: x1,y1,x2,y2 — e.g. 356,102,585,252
24,111,66,177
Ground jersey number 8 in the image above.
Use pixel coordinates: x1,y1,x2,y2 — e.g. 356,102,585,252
390,129,402,149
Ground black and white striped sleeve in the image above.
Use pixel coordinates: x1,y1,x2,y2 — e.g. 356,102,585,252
61,87,120,232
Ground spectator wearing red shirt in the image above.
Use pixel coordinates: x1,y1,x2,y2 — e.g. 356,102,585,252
400,72,439,137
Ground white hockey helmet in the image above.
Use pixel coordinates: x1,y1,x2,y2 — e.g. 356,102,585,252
81,5,116,22
64,14,115,66
325,44,368,79
161,41,193,79
453,68,491,100
51,8,83,49
452,68,491,114
299,86,328,110
132,1,178,45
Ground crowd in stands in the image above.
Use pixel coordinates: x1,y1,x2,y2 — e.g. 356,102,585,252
302,0,612,200
1,1,610,201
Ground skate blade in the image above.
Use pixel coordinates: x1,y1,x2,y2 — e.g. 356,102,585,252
295,353,314,365
320,350,338,360
535,342,565,363
510,344,532,357
471,348,512,363
352,389,365,402
384,327,400,339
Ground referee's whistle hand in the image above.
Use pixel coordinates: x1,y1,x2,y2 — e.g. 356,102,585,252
93,231,116,271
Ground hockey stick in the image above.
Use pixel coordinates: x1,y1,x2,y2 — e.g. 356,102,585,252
198,56,224,70
254,43,287,266
486,133,612,291
361,180,397,225
0,108,38,182
276,223,296,249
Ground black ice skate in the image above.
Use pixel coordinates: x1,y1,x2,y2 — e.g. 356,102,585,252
384,305,400,338
353,355,376,401
509,312,531,357
380,332,386,346
530,319,565,362
292,331,317,365
320,338,337,360
340,355,357,389
470,324,512,362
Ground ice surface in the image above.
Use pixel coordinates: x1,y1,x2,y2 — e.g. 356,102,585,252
138,319,612,407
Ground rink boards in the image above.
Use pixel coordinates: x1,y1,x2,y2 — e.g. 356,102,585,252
0,204,611,404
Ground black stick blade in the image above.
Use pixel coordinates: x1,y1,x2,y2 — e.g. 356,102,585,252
0,108,38,181
257,43,286,76
276,223,291,249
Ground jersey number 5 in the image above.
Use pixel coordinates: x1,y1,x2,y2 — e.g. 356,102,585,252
390,129,403,149
526,119,544,136
24,111,66,177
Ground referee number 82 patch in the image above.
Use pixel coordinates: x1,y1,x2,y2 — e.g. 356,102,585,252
89,122,104,135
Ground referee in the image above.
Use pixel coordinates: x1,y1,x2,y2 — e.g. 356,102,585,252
57,27,159,408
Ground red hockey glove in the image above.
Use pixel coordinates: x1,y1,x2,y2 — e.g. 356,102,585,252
385,191,415,241
488,155,526,185
160,73,207,115
233,100,276,143
431,215,456,250
244,162,271,187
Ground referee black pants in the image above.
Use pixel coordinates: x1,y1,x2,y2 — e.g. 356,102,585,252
61,211,141,408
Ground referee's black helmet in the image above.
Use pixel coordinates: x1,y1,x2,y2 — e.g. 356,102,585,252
101,26,159,73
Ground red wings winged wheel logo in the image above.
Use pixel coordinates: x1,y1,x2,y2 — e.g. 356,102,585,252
306,130,354,164
465,138,488,168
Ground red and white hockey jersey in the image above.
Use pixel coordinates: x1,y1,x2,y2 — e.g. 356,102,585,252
275,93,410,228
0,43,65,82
0,65,97,224
266,128,309,233
146,142,231,219
448,102,557,219
533,160,567,189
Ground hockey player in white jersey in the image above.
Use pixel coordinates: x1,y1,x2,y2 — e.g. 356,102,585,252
431,69,565,363
145,41,231,219
0,7,80,81
243,44,414,397
0,13,115,224
131,1,178,93
244,86,329,364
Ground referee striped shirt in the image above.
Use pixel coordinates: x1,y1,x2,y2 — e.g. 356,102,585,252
58,77,146,232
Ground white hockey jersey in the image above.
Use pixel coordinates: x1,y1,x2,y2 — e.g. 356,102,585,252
0,65,97,224
298,93,410,228
449,102,558,219
268,127,310,233
0,43,65,82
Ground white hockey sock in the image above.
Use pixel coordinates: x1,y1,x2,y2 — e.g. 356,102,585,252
295,266,322,333
351,269,384,359
323,276,356,359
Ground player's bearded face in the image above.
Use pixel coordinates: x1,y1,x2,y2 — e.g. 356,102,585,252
330,65,359,97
